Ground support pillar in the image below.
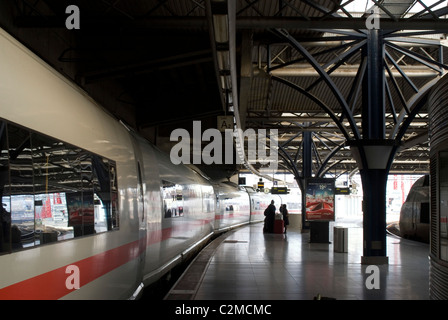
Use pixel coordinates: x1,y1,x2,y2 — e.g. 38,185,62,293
349,29,395,264
359,168,388,264
348,141,396,264
301,131,312,230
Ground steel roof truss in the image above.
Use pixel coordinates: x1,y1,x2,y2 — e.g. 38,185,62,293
386,41,448,73
385,50,419,93
384,77,398,124
272,28,361,140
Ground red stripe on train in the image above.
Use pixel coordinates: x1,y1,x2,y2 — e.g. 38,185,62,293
0,239,142,300
0,218,214,300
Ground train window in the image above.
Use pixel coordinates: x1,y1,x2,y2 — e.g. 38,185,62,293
1,122,12,254
0,120,119,255
94,157,119,231
162,180,183,218
202,185,215,213
439,151,448,261
9,125,35,250
420,203,430,224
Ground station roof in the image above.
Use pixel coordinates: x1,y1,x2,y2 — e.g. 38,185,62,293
1,0,447,180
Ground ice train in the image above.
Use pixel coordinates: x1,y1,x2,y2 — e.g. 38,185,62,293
0,28,298,299
398,175,429,243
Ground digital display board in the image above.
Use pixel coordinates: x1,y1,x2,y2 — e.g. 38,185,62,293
271,187,289,194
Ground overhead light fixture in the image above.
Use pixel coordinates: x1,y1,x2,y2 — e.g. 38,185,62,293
213,14,229,43
216,50,230,71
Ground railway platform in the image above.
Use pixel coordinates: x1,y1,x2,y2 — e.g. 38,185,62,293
165,218,429,300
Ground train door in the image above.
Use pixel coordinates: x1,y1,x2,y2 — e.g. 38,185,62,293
129,134,147,291
408,192,417,233
137,162,145,230
412,201,418,233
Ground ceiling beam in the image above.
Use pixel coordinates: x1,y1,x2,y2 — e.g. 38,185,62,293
260,64,440,77
15,16,448,32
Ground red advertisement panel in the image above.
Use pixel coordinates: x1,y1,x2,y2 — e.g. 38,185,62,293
305,178,335,221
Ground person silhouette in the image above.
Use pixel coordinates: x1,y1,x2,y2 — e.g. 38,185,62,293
281,204,289,234
263,200,276,233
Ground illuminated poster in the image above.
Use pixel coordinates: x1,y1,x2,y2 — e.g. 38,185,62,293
66,192,94,226
305,178,335,221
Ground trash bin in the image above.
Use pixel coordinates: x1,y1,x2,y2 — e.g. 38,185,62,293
333,226,348,253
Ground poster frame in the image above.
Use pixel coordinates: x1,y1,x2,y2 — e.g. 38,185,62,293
305,178,335,222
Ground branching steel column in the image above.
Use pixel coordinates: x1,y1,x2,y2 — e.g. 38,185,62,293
269,26,446,262
272,28,361,140
359,165,389,263
356,30,392,264
364,29,385,140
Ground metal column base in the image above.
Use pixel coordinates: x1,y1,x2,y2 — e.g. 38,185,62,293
361,256,389,265
309,221,330,243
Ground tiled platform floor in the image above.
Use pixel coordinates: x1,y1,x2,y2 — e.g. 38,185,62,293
166,218,430,300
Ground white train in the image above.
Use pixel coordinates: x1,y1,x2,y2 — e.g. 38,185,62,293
398,175,429,243
0,28,299,299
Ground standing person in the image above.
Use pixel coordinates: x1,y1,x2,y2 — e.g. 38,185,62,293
264,200,276,233
282,204,290,234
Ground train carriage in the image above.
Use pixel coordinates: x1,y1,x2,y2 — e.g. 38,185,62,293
398,175,429,243
0,28,145,298
0,28,301,300
214,182,250,233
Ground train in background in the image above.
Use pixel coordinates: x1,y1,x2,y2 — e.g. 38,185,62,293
398,175,429,243
213,183,299,232
0,28,300,300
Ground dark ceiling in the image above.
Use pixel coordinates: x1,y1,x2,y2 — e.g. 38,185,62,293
4,0,223,129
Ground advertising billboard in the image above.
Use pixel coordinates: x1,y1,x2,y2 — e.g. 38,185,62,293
305,178,335,221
